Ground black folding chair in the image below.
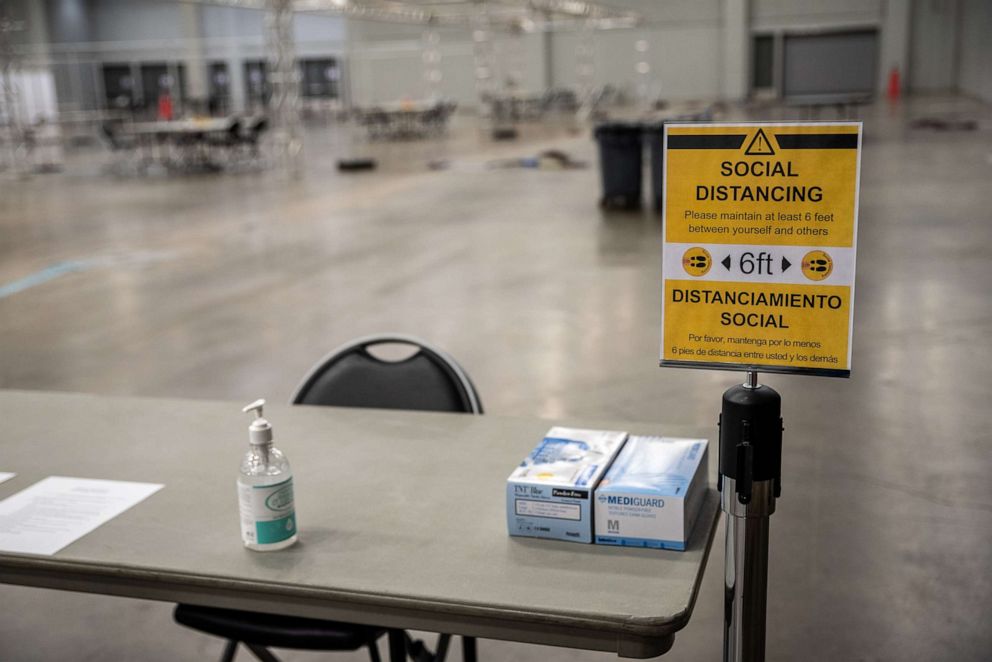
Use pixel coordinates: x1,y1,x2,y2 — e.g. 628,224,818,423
238,116,268,160
100,120,143,174
174,334,482,662
292,334,482,415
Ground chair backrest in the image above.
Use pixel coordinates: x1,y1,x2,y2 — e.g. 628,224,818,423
291,334,483,414
101,121,123,149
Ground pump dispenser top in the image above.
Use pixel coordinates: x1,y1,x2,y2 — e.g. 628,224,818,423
242,399,273,445
237,397,297,551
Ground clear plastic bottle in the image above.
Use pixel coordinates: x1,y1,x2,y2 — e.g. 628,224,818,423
238,399,298,551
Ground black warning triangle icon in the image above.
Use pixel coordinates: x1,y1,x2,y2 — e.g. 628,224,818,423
744,128,775,156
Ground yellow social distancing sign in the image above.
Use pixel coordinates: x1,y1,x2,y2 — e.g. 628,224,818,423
660,122,862,377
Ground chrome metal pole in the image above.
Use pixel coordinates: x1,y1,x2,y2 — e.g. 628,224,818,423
719,370,782,662
265,0,302,174
723,478,774,662
744,369,759,390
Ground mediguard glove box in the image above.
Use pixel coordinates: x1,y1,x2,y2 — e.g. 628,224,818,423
594,436,708,551
506,427,628,543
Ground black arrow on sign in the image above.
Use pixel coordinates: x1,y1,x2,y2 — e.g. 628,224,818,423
722,255,732,271
781,256,792,272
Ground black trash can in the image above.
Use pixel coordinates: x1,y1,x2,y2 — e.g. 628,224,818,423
594,122,643,210
643,122,665,212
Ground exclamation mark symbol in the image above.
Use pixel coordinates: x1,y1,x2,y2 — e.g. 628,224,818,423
744,128,775,156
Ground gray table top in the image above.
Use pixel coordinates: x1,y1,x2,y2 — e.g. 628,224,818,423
127,117,236,135
0,390,719,658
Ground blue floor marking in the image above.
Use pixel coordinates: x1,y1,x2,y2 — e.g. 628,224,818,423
0,260,90,300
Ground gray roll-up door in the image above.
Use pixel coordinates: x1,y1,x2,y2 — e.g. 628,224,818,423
783,30,878,102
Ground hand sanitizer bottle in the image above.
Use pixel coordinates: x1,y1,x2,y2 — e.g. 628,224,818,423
238,399,298,551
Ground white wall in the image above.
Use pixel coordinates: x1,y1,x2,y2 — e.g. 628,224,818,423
348,41,434,105
546,0,896,102
5,0,53,48
45,0,93,43
198,5,347,111
751,0,883,31
878,0,911,95
722,0,748,100
956,0,992,103
346,21,455,105
92,0,184,42
30,0,990,113
750,0,891,98
908,0,960,93
41,1,347,112
548,0,723,102
549,26,722,102
0,70,60,124
345,21,545,107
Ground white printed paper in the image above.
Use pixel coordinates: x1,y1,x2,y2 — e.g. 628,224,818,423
0,476,163,555
0,473,14,485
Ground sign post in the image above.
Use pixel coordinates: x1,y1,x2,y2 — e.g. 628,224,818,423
719,369,781,662
658,122,862,662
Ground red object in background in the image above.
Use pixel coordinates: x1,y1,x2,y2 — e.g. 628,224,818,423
158,92,174,120
887,67,901,102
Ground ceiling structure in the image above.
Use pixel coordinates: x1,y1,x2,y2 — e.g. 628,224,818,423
191,0,641,30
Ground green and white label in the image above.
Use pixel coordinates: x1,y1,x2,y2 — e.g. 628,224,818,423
238,477,296,545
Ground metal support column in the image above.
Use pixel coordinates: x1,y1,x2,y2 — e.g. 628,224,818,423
719,370,783,662
0,8,25,178
542,12,553,92
471,5,495,124
265,0,302,174
634,34,650,108
575,19,595,122
422,22,442,102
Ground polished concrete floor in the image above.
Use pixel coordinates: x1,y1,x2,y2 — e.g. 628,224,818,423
0,96,990,661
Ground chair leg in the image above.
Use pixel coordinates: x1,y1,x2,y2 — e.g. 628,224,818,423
461,636,478,662
243,643,281,662
388,629,406,662
368,639,383,662
434,634,451,662
220,640,239,662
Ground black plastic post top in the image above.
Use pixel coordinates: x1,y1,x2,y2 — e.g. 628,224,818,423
718,383,783,503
